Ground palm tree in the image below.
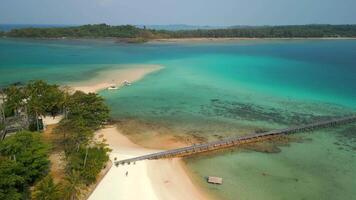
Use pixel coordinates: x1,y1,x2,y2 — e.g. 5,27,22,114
63,170,84,200
59,86,73,120
0,89,6,140
32,175,62,200
0,89,6,123
25,80,65,132
4,85,25,116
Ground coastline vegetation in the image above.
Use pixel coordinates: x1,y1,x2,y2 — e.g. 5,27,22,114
2,24,356,41
0,80,110,200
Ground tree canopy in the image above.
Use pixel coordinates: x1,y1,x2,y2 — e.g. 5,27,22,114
0,157,24,200
25,80,64,117
0,131,50,183
67,145,110,185
32,175,62,200
1,80,111,200
0,132,50,200
67,91,109,130
2,80,65,131
3,24,356,40
3,85,25,116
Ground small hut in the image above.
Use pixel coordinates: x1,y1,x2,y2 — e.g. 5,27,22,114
207,176,223,185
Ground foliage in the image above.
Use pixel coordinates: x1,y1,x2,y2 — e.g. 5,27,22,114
1,80,111,199
48,88,110,197
0,131,50,183
3,102,15,117
67,145,110,185
4,85,25,116
3,80,65,131
62,170,84,200
0,122,4,131
56,119,93,153
25,80,64,117
166,24,356,38
31,175,62,200
4,24,356,40
25,80,64,131
6,24,144,38
55,91,109,153
67,91,109,130
0,157,24,200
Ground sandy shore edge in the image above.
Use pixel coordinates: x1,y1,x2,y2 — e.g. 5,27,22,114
67,65,210,200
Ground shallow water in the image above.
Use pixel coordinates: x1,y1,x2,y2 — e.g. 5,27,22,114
185,127,356,200
1,38,356,199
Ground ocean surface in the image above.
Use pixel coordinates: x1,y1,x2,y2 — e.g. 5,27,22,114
0,38,355,199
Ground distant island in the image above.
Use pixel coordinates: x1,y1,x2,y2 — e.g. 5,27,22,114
1,24,356,42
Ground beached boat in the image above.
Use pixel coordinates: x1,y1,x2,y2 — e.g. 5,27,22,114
207,176,223,185
107,85,119,90
122,80,132,86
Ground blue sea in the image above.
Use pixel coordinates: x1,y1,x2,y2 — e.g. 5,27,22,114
0,38,355,199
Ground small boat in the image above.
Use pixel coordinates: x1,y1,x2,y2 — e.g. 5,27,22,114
207,176,223,185
107,85,119,90
122,80,132,86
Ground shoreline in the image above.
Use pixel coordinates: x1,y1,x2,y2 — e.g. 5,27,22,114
2,36,356,45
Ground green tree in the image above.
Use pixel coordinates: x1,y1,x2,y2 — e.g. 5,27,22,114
0,131,50,183
56,119,93,153
32,175,62,200
67,144,110,184
67,91,109,130
0,89,6,123
0,157,24,200
59,86,73,119
4,85,25,116
25,80,64,131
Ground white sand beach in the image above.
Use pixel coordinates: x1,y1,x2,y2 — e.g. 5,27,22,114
71,64,163,93
88,126,209,200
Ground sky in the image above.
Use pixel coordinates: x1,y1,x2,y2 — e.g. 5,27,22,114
1,0,356,26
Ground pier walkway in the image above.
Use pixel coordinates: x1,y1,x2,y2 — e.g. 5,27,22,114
115,115,356,166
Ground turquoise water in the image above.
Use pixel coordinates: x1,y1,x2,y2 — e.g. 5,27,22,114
1,38,356,199
185,127,356,200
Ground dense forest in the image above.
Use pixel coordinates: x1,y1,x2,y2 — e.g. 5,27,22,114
3,24,168,42
1,24,356,41
0,81,110,200
168,24,356,38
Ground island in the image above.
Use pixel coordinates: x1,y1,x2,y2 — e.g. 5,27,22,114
1,24,356,42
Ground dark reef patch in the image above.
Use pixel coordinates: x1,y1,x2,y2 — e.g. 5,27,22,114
200,99,339,126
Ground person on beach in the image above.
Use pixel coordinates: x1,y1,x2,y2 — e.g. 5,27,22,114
126,171,128,176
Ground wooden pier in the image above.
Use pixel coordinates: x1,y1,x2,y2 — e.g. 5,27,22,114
115,115,356,166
